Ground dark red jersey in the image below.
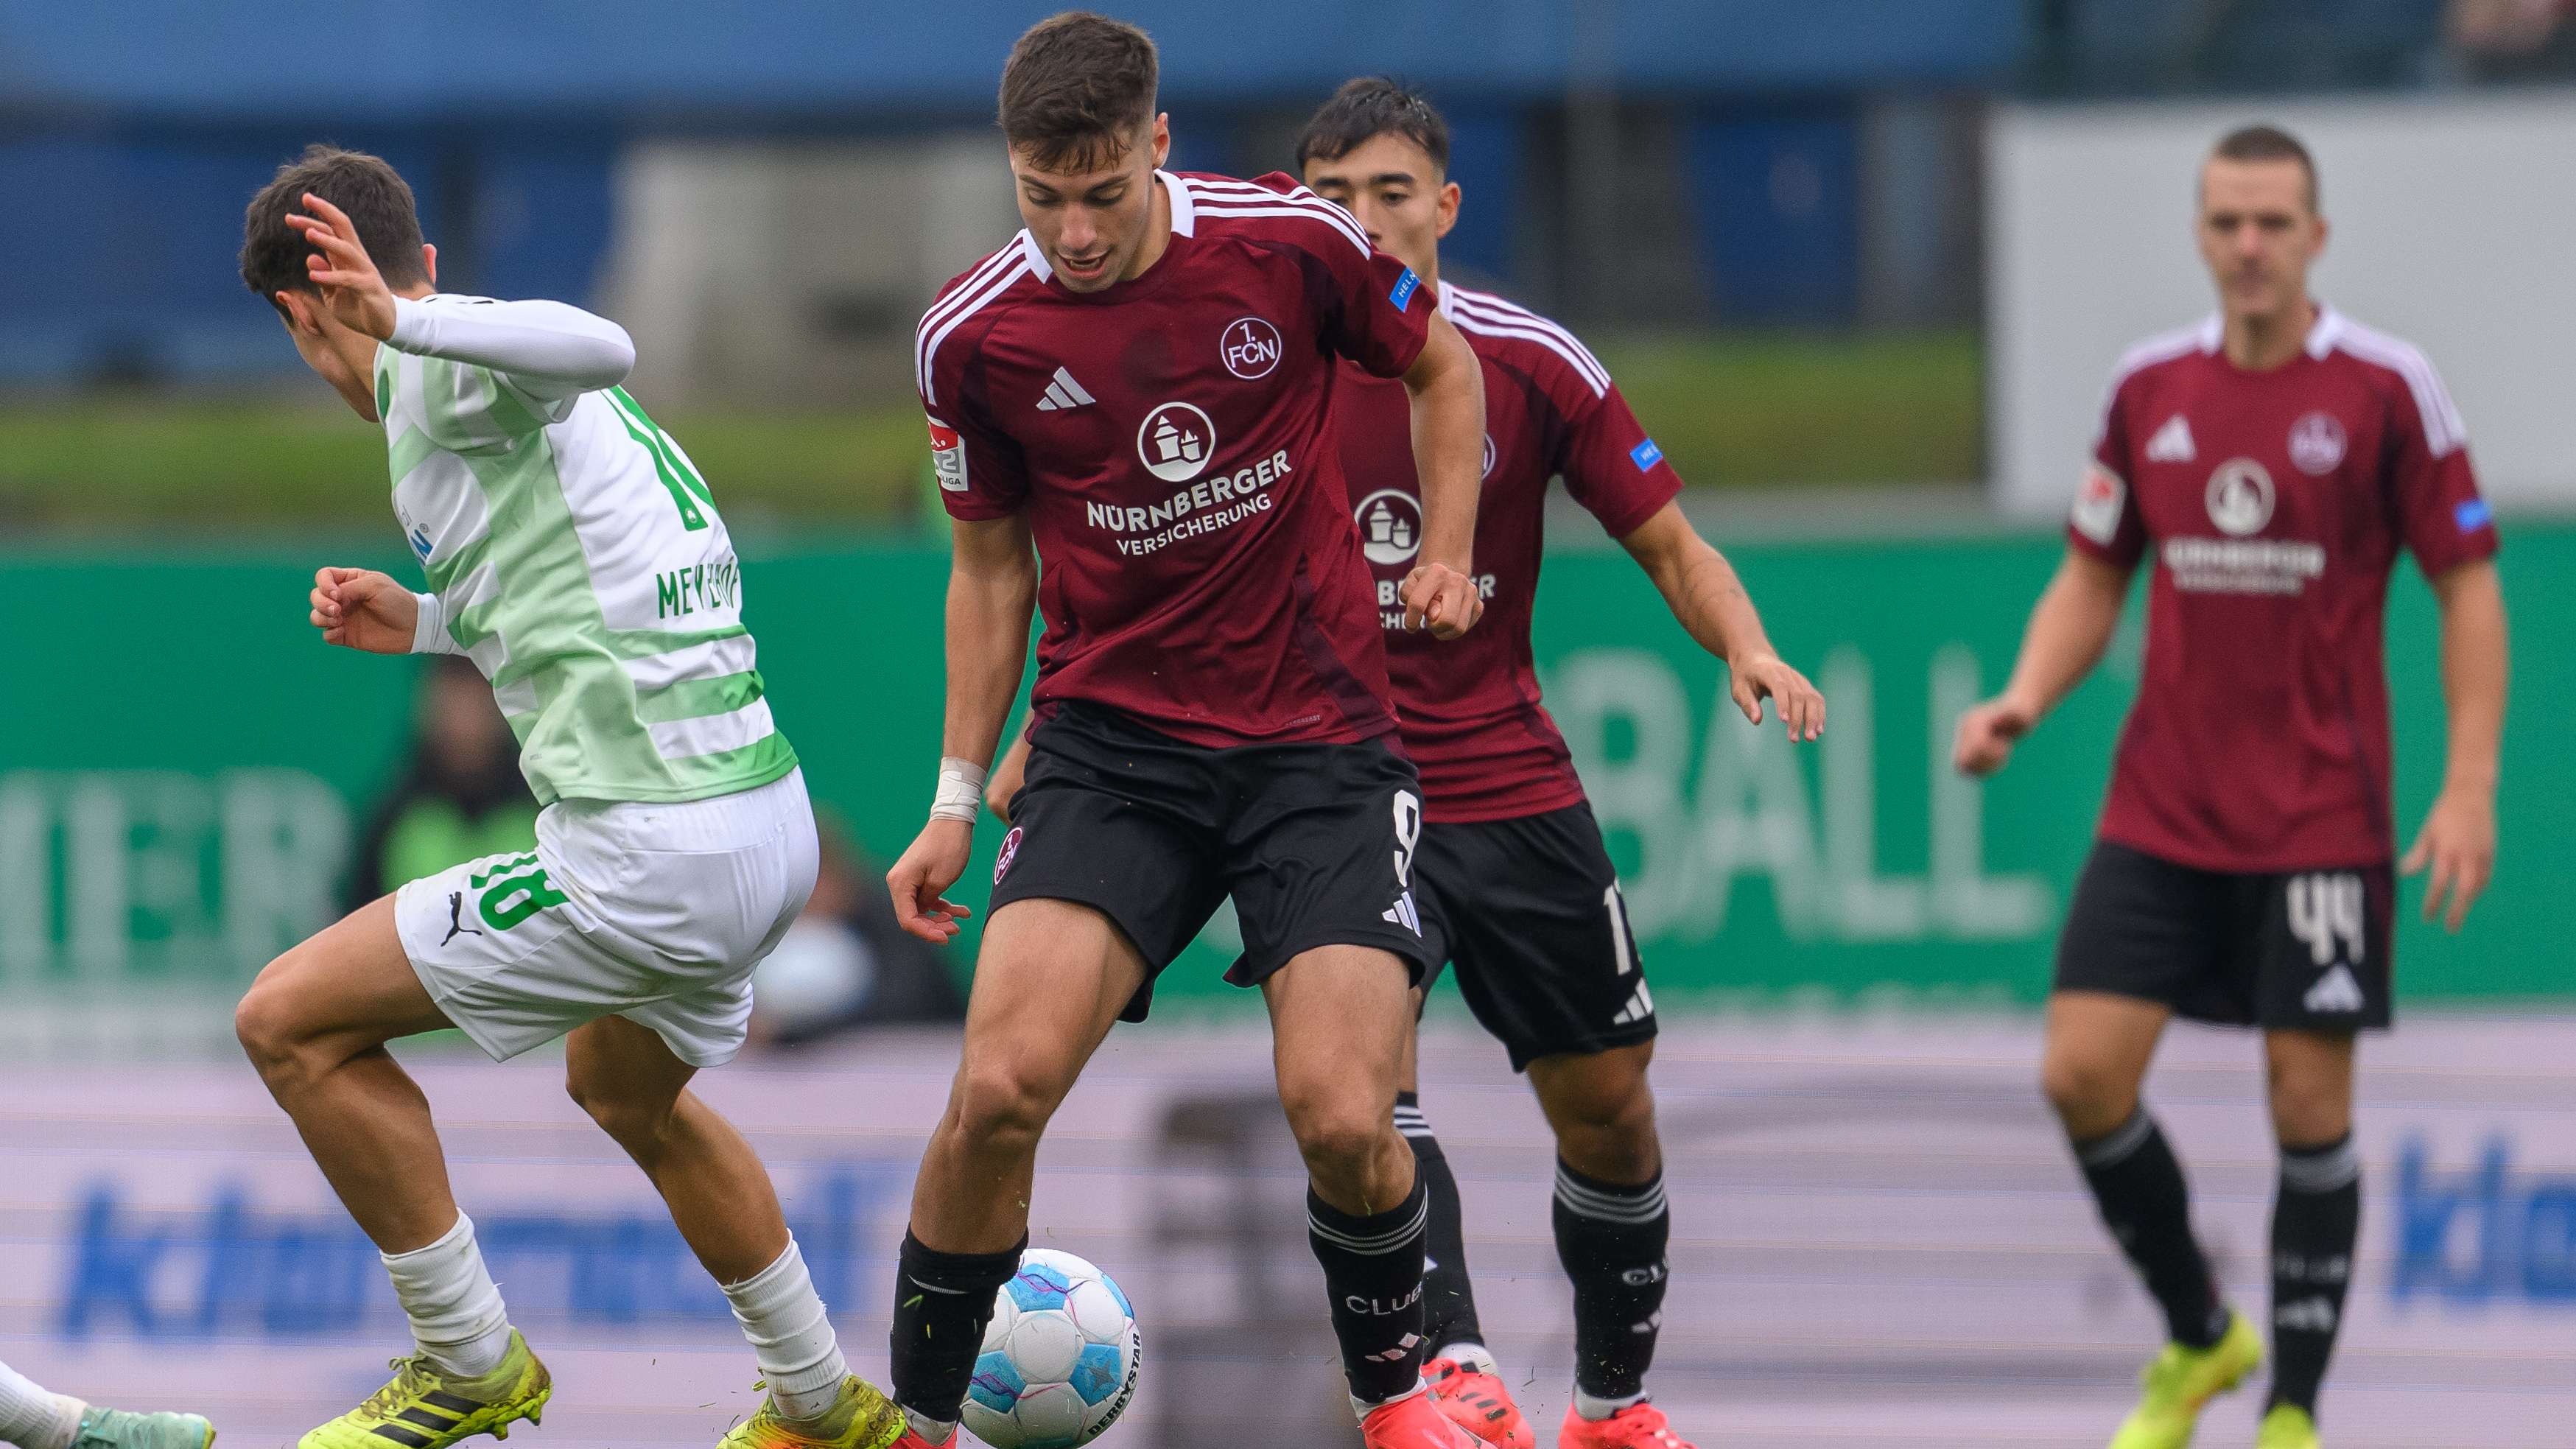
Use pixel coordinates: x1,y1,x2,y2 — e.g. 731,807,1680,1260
2071,306,2498,872
1336,281,1682,823
919,171,1433,748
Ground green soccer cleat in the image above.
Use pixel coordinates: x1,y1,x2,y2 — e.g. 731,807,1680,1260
2106,1311,2263,1449
298,1330,551,1449
71,1406,217,1449
2256,1404,2321,1449
715,1375,905,1448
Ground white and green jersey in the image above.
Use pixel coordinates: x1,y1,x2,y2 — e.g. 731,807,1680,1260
378,292,793,807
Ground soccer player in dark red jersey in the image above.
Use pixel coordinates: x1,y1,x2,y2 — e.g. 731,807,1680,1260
881,15,1492,1449
1954,127,2508,1449
998,77,1824,1449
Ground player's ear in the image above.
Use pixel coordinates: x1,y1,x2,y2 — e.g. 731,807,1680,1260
1435,180,1461,240
421,242,438,288
274,290,320,336
1148,113,1170,169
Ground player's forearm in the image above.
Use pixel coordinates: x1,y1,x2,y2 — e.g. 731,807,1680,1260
2432,560,2508,798
2001,552,2131,718
1405,317,1486,571
939,552,1037,768
1625,510,1773,665
387,297,636,395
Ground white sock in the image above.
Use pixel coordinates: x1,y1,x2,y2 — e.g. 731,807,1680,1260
1573,1387,1649,1421
901,1408,956,1445
1436,1341,1501,1376
0,1359,83,1449
382,1213,515,1379
722,1238,849,1420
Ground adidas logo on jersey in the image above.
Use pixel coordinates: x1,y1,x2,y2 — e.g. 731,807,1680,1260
1036,366,1096,412
1382,891,1422,936
1610,981,1654,1026
2146,413,2197,463
2303,964,2367,1014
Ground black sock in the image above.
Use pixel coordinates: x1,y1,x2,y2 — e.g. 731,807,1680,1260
888,1230,1025,1425
2269,1134,2361,1417
2074,1109,2228,1349
1396,1092,1485,1355
1308,1173,1431,1407
1553,1158,1670,1405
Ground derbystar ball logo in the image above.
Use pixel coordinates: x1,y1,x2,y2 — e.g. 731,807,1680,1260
1221,317,1282,379
1137,401,1217,483
1355,489,1421,566
2205,457,2276,536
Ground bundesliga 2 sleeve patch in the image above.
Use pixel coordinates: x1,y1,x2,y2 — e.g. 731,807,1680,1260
927,417,969,493
2072,462,2127,545
1389,267,1422,311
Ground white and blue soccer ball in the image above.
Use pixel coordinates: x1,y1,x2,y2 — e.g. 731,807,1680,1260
960,1248,1142,1448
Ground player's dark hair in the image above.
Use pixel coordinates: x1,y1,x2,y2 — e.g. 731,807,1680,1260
2209,124,2318,211
1295,77,1451,174
240,144,428,303
998,12,1159,173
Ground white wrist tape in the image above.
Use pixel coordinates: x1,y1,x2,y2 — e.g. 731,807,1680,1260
930,757,988,823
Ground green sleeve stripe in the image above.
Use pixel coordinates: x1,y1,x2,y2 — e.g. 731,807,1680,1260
636,669,765,725
606,622,748,661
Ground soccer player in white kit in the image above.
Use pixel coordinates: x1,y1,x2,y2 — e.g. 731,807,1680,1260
232,147,902,1449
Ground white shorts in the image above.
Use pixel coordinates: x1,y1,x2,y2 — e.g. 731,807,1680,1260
393,769,818,1067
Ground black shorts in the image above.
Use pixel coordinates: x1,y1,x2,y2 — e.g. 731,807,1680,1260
1412,801,1657,1071
992,703,1435,1022
2054,839,2395,1032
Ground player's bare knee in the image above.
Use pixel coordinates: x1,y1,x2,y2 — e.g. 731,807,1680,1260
232,973,310,1084
2040,1051,2138,1136
1282,1093,1387,1178
950,1058,1064,1152
2267,1077,2351,1147
566,1073,676,1154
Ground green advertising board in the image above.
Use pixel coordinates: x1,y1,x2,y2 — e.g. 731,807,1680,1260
0,526,2563,1012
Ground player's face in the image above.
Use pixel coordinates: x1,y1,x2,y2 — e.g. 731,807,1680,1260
2197,158,2326,324
1010,115,1173,293
1302,133,1459,280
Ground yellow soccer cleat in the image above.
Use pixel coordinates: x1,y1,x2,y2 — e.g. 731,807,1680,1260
298,1330,551,1449
2256,1404,2321,1449
2106,1311,2263,1449
715,1376,905,1449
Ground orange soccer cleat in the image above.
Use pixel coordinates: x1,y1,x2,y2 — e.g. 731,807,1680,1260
1361,1389,1486,1448
1557,1401,1699,1449
1422,1356,1535,1449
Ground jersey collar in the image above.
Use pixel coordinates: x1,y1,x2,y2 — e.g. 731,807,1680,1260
2195,301,2342,359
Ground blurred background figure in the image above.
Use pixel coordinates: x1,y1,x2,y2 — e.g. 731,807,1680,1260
748,815,965,1047
345,656,538,912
